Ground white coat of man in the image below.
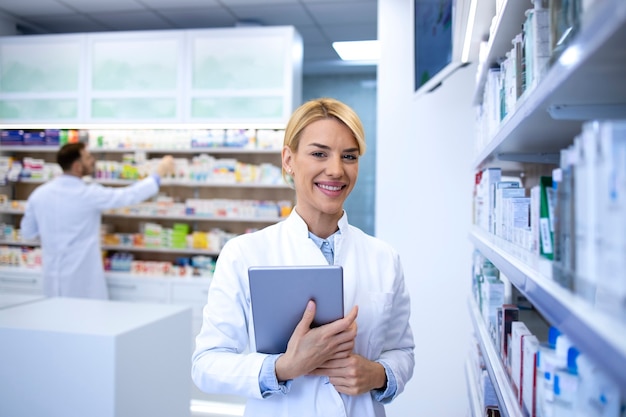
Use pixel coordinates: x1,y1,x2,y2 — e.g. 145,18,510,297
20,142,175,299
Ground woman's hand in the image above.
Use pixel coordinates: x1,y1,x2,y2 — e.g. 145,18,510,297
275,301,358,382
309,354,387,396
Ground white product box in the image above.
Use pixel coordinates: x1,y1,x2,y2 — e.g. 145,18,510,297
511,321,532,400
522,334,540,417
481,278,505,332
477,168,502,233
494,181,523,238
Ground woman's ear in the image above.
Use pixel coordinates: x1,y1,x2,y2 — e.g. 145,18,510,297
282,146,293,174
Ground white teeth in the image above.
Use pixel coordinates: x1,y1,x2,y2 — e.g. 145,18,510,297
318,184,342,191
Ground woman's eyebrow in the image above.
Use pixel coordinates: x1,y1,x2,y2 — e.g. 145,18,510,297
306,142,331,150
306,142,359,153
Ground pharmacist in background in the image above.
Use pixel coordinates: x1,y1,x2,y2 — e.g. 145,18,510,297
20,142,175,299
192,98,415,417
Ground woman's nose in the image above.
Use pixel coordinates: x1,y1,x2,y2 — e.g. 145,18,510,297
325,156,343,176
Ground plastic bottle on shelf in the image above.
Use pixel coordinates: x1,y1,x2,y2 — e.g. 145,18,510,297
536,327,572,417
552,347,580,417
574,353,623,417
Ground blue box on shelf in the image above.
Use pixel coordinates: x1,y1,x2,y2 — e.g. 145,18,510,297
23,131,46,146
0,130,24,145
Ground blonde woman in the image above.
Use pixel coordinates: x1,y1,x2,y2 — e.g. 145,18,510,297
192,98,415,417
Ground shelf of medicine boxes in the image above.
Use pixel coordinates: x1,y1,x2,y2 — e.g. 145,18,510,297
471,0,530,106
0,238,40,247
473,0,626,170
0,203,285,224
0,145,284,155
0,211,281,258
0,266,211,295
469,226,626,391
14,178,291,189
468,294,522,417
0,238,220,256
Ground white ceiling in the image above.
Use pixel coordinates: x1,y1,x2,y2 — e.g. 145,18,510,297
0,0,378,74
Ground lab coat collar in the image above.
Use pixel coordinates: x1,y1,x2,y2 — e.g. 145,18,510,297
57,174,85,183
286,207,349,238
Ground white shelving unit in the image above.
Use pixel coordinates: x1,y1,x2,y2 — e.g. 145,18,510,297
470,227,626,390
468,297,523,417
0,143,294,286
465,356,485,417
0,238,40,247
472,0,529,106
91,147,283,155
1,205,284,224
0,266,43,295
473,0,626,169
467,0,626,413
100,244,219,256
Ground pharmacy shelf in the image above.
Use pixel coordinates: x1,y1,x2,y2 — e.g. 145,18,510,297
9,239,214,255
104,271,211,284
90,147,281,155
468,296,522,417
470,226,626,390
0,205,284,224
0,238,40,247
465,357,484,417
473,0,626,169
13,178,291,189
102,212,283,223
1,146,281,155
143,180,289,189
472,0,529,105
0,266,40,278
0,146,58,152
0,266,211,284
0,123,285,131
12,178,50,184
101,244,219,256
0,206,24,215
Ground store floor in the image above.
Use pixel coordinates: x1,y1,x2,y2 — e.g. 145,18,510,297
190,397,245,417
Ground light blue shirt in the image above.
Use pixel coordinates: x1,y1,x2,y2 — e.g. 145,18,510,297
258,230,398,402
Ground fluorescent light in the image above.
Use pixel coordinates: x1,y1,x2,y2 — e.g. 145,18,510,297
332,40,380,61
461,0,477,63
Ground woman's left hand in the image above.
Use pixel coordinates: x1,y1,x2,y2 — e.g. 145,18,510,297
308,353,387,396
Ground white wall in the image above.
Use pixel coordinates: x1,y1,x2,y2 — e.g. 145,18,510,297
376,0,476,415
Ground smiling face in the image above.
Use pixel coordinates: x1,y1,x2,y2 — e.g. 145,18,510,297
282,118,360,237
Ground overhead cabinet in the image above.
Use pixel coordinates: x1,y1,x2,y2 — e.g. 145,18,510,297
0,35,83,123
187,28,300,123
0,26,302,125
87,31,183,122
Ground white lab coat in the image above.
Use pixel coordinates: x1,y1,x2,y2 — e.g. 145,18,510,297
192,210,415,417
20,174,159,299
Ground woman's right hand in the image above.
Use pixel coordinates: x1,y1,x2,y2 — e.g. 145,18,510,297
275,301,358,382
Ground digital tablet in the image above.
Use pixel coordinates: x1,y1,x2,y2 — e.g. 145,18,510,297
248,265,344,354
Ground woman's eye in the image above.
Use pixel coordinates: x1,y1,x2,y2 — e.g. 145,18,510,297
343,154,358,161
311,152,326,158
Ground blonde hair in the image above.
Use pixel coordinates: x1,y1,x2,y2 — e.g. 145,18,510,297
282,98,366,183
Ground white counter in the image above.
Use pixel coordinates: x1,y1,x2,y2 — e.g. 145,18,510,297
0,297,192,417
0,293,44,309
